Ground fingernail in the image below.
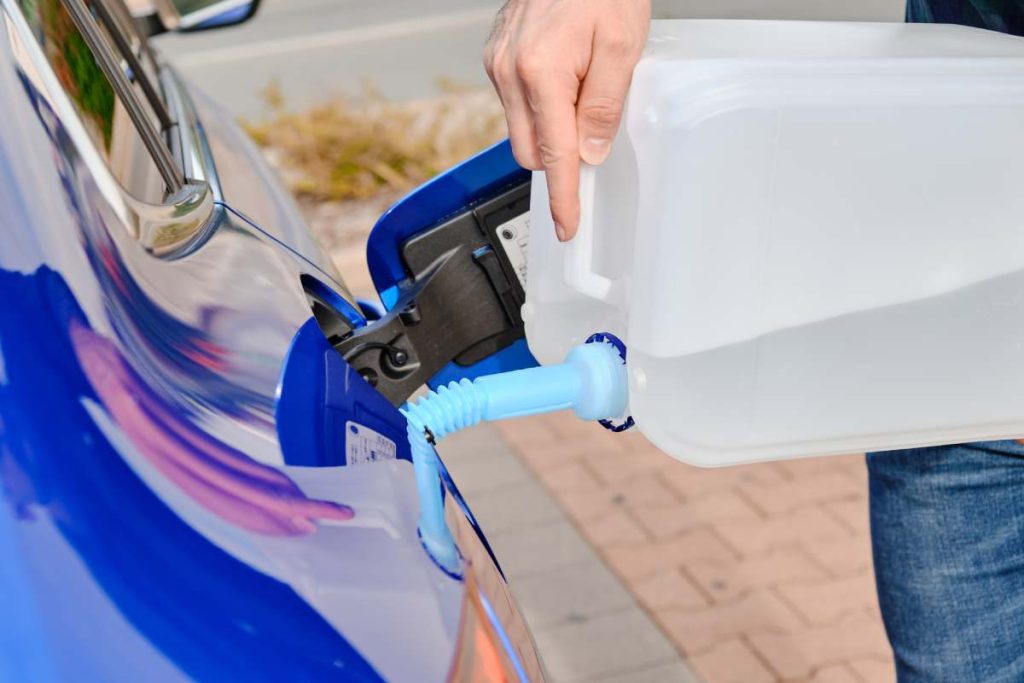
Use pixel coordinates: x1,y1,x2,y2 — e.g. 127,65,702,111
580,137,611,165
554,222,567,242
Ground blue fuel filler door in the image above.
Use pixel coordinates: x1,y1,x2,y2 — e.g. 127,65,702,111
276,140,537,468
356,139,539,402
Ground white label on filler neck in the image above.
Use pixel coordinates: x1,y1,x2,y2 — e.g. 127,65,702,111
345,421,397,466
495,213,529,289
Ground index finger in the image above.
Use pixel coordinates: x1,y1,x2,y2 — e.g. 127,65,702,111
522,69,581,241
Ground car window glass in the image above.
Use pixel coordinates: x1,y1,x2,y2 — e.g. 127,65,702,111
105,0,160,86
17,0,170,203
89,0,169,129
92,9,163,130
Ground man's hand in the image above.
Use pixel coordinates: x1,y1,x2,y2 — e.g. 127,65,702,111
484,0,650,241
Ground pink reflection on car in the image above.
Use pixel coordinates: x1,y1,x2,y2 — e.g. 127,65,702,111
70,319,354,535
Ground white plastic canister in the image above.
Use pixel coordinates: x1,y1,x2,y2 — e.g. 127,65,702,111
525,19,1024,466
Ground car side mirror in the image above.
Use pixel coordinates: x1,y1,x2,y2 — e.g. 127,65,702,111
129,0,261,34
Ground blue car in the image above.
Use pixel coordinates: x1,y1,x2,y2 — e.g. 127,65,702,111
0,0,544,680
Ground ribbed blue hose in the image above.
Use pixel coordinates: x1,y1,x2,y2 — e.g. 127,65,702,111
403,380,486,573
401,341,628,575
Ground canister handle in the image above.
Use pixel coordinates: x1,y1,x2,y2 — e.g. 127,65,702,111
564,165,615,301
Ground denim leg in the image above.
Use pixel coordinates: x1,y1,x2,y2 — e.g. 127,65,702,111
868,442,1024,682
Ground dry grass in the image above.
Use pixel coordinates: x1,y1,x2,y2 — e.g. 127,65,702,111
243,81,508,204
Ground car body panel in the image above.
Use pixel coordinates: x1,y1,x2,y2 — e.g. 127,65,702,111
0,2,542,680
184,84,353,294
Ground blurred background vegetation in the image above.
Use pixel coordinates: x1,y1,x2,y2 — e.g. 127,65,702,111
243,80,505,204
239,81,505,260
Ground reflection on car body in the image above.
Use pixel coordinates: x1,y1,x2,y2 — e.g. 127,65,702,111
0,0,543,680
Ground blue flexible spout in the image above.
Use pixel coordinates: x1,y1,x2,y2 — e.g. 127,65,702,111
401,340,629,574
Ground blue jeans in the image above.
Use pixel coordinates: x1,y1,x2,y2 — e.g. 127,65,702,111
868,442,1024,681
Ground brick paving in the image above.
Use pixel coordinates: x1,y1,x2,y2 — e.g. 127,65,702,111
493,413,896,683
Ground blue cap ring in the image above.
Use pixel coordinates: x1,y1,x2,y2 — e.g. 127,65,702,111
585,332,635,433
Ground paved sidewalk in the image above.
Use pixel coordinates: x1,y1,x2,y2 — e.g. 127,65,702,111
492,414,895,683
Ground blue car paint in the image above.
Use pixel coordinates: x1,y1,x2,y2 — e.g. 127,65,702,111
0,267,383,683
1,57,390,678
356,297,387,321
276,318,411,467
0,3,543,679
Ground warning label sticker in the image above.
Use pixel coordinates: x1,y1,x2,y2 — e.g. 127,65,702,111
345,421,398,466
495,212,529,289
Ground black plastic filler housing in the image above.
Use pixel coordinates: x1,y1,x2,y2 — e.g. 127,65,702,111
334,180,531,405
